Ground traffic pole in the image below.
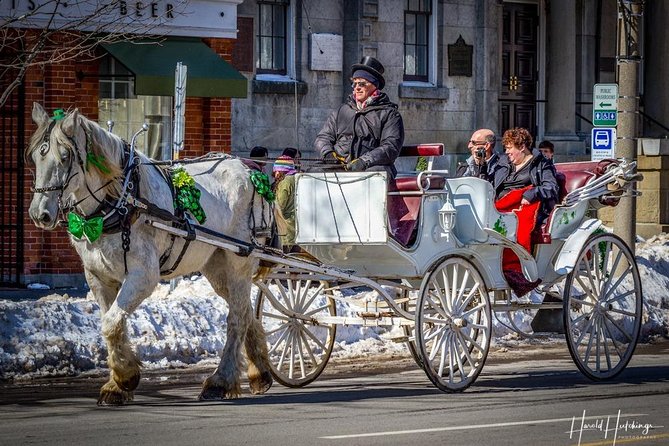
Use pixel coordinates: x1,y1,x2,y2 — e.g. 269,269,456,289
614,0,643,253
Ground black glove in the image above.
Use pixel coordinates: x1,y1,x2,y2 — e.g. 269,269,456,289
346,158,367,172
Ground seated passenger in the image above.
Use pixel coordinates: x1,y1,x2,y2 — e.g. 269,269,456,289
456,128,503,180
494,127,559,226
493,127,559,297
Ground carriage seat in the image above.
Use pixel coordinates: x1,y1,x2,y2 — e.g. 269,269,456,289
532,160,616,244
388,143,445,246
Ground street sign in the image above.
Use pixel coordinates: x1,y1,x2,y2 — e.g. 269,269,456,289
593,83,618,127
591,127,616,161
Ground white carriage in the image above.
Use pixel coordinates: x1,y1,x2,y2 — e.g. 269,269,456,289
254,145,644,392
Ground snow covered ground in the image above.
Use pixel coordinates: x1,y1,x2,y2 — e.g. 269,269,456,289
1,235,668,380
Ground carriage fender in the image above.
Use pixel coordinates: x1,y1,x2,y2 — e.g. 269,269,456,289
553,218,602,275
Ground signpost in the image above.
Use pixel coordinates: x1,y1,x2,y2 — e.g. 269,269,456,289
591,127,616,160
592,83,618,161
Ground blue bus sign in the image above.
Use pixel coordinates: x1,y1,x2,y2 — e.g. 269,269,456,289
591,127,616,161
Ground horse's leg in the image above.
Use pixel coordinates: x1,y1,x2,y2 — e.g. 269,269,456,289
97,263,158,405
245,316,273,395
199,250,271,399
85,270,135,405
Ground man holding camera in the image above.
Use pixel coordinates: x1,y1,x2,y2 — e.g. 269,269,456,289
456,128,502,179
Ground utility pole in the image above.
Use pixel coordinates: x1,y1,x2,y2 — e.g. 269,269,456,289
614,0,643,252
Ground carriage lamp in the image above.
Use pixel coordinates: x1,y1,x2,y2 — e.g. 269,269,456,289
438,199,457,237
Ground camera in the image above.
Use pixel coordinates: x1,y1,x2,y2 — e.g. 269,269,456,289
476,148,485,159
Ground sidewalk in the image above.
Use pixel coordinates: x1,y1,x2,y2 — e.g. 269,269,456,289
0,287,89,302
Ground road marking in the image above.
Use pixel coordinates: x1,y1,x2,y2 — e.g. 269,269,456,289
319,414,647,440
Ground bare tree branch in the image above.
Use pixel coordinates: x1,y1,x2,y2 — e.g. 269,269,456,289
0,0,190,107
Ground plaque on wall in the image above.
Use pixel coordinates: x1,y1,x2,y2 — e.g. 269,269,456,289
448,35,473,77
310,33,343,71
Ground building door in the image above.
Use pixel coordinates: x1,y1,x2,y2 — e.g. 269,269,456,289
0,81,25,287
500,2,538,136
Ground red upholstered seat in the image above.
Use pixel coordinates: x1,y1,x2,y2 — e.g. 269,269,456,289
387,144,446,247
387,176,446,246
389,175,447,192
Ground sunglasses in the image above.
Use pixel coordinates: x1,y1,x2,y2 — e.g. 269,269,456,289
351,81,371,89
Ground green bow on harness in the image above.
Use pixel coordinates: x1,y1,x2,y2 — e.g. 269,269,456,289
67,212,104,243
52,109,65,120
172,167,207,224
250,170,275,202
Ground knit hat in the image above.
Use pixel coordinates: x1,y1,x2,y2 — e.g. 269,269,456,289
273,155,297,174
351,70,379,88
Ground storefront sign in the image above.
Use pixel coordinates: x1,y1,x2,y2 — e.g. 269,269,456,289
1,0,242,39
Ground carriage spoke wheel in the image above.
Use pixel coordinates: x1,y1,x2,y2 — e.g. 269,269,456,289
255,270,336,387
563,233,642,380
402,290,423,368
416,256,491,392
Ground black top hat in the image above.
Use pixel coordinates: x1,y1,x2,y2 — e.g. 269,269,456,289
351,56,385,90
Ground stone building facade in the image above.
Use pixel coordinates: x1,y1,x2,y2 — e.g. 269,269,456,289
231,0,669,235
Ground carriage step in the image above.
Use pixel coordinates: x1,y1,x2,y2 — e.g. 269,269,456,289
390,335,410,343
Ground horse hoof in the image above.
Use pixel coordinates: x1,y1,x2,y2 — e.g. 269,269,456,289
115,372,141,392
249,371,273,395
97,390,130,406
198,386,226,401
198,380,242,400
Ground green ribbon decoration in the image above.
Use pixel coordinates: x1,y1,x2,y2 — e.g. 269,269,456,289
52,109,65,120
249,171,275,202
67,212,104,243
172,167,207,224
86,152,111,175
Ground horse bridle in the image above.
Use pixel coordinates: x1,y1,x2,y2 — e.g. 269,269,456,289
31,120,80,196
30,119,120,222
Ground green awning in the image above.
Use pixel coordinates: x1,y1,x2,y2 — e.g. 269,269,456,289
101,38,247,98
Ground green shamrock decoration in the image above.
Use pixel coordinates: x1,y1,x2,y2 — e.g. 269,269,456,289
86,152,111,175
172,167,206,224
250,170,275,202
493,217,508,237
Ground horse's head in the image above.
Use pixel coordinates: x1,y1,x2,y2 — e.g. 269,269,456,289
26,103,102,229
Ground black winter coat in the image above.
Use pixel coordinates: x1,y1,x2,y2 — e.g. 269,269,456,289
491,149,559,223
315,92,404,176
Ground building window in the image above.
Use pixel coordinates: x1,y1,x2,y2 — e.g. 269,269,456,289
404,0,432,82
257,0,289,75
98,55,172,160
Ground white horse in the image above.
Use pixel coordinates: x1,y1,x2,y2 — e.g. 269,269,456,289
27,103,273,405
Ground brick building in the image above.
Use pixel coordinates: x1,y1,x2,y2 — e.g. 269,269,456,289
0,0,246,288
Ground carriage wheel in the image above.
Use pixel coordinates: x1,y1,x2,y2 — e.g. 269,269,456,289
416,256,491,392
402,292,423,368
255,270,337,387
563,233,642,380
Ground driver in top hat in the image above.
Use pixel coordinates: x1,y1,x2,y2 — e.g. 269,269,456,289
315,56,404,178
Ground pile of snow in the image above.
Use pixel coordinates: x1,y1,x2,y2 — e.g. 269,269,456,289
1,236,668,380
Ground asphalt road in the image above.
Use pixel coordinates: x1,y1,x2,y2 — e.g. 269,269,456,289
0,340,667,446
